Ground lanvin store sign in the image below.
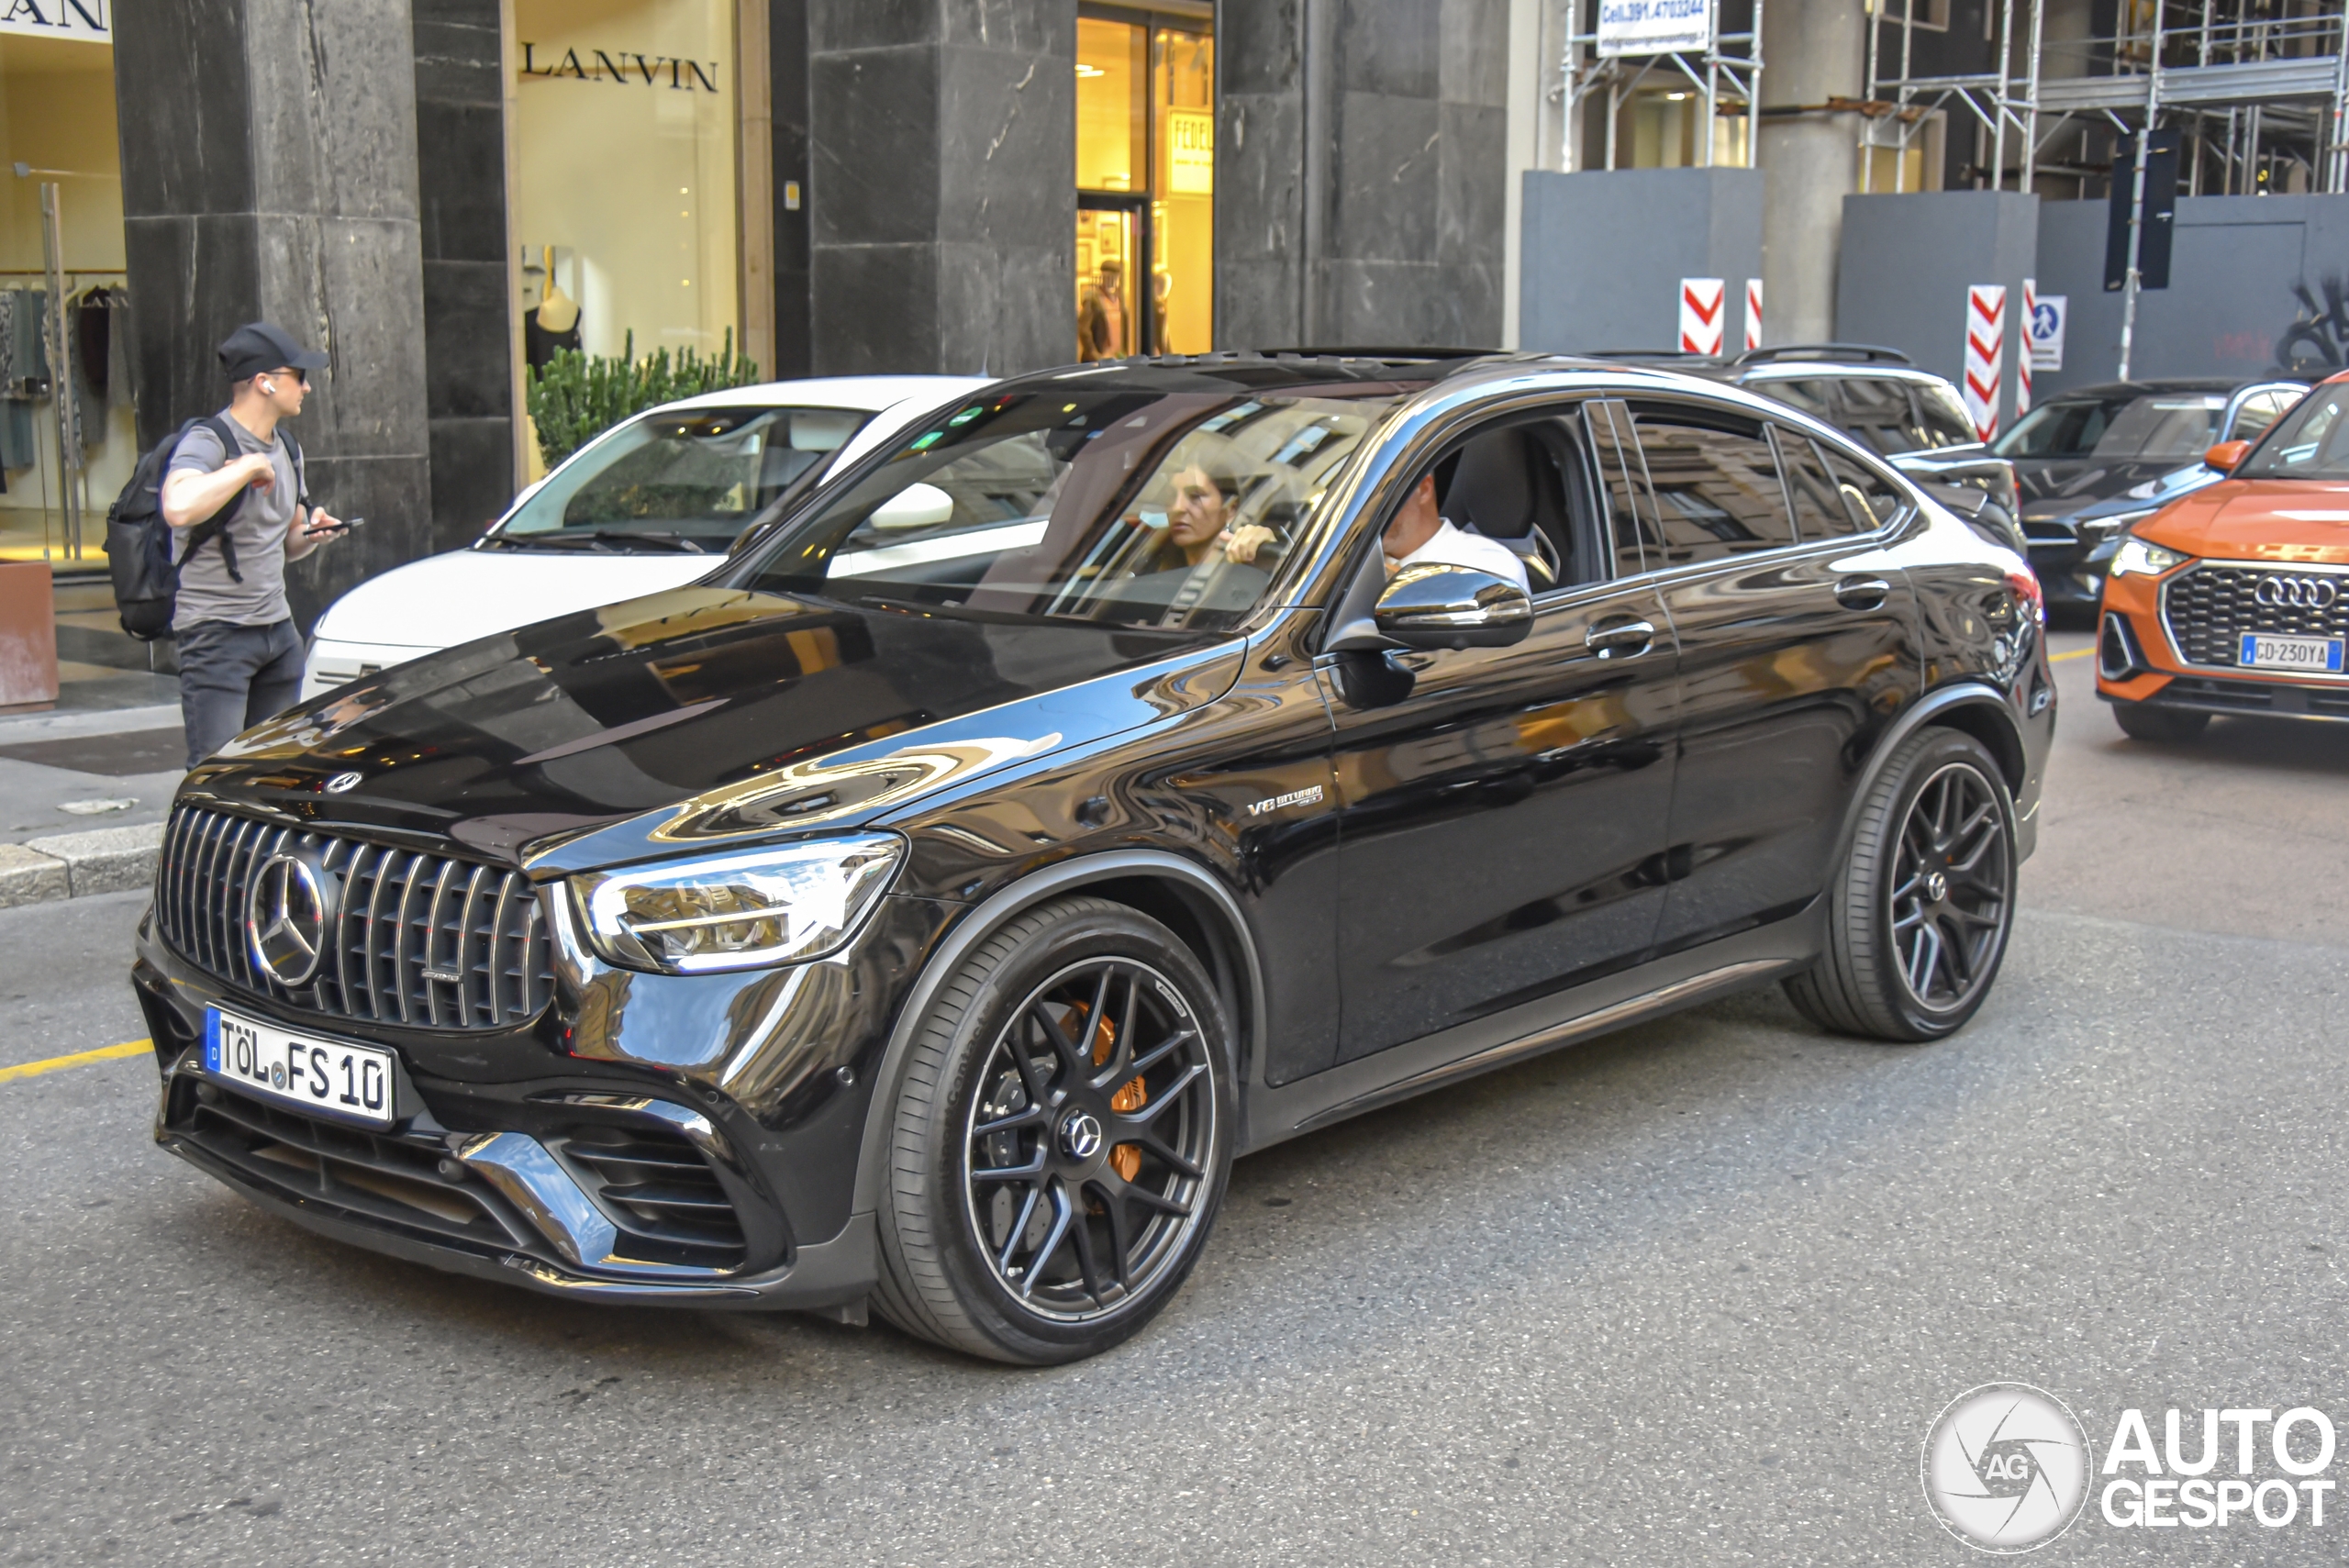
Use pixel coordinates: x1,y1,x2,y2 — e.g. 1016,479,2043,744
1,0,108,43
518,43,721,93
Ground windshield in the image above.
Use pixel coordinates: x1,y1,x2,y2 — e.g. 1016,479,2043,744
1993,393,2226,461
2237,382,2349,480
487,404,873,553
733,386,1398,632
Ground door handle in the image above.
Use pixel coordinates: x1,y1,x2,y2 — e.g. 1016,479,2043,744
1585,617,1655,660
1835,575,1892,611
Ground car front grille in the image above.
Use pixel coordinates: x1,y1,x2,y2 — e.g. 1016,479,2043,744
156,806,553,1030
2162,564,2349,671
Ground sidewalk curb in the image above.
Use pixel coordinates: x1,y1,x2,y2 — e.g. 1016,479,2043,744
0,823,162,909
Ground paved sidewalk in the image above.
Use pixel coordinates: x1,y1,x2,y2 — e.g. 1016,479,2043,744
0,704,183,908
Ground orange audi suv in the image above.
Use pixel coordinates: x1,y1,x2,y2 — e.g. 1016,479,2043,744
2097,371,2349,740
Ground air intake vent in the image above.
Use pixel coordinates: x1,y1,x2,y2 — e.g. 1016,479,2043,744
155,806,554,1030
551,1123,748,1270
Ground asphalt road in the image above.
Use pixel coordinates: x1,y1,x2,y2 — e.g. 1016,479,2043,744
6,631,2349,1565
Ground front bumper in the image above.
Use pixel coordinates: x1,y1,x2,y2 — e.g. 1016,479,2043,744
2094,566,2349,724
133,890,954,1309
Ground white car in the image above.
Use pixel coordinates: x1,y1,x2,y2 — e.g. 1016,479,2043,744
302,374,992,697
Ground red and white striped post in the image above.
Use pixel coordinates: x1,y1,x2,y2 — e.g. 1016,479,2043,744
1742,278,1764,353
1964,285,2008,442
2015,278,2036,419
1679,278,1725,355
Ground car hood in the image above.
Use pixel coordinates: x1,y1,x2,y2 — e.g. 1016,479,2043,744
2012,458,2177,516
314,548,720,651
187,586,1245,871
2140,480,2349,566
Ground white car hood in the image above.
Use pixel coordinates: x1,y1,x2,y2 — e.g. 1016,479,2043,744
314,548,718,651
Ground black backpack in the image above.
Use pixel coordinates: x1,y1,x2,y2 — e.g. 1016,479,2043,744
102,416,305,640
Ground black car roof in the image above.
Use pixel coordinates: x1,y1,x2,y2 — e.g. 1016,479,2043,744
974,350,1521,398
2037,376,2260,399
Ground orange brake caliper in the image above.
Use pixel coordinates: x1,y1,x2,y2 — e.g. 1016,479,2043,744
1078,1001,1146,1181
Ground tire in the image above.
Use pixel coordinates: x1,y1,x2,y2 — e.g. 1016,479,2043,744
1784,728,2018,1043
2111,702,2210,742
871,896,1233,1364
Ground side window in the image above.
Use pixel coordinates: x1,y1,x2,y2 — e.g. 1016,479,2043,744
1630,408,1798,565
1913,381,1979,448
1774,428,1857,539
1821,447,1908,533
1436,419,1580,594
1588,399,1656,577
1839,377,1922,456
1757,378,1837,419
2231,389,2297,443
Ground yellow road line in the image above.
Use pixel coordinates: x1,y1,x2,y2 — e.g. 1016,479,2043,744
2051,647,2095,662
0,1039,151,1084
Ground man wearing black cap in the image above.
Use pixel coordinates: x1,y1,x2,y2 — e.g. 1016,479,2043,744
160,322,348,767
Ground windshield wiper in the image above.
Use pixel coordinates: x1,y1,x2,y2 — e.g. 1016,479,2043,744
585,528,712,553
484,533,616,552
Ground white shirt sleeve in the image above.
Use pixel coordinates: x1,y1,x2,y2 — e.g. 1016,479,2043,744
1397,519,1532,595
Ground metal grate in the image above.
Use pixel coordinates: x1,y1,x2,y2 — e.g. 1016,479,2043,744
2162,564,2349,671
551,1124,748,1271
155,806,553,1030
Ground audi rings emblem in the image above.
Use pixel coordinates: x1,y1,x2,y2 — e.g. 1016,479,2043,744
2254,574,2340,610
246,849,341,987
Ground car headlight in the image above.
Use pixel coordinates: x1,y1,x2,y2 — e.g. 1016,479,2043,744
570,833,904,974
2109,536,2189,578
2079,506,2155,541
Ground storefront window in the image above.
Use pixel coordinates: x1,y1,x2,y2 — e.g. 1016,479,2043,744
1074,9,1212,361
1,17,131,568
511,0,740,465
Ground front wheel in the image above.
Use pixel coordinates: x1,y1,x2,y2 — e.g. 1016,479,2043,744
2111,702,2210,742
1785,728,2018,1042
872,896,1232,1364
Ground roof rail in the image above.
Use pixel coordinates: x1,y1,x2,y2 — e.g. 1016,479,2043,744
1731,342,1915,367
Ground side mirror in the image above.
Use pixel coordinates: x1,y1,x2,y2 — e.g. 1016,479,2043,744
1372,563,1533,651
868,482,956,532
2204,439,2252,473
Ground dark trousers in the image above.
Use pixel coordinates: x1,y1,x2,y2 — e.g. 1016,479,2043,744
177,617,306,768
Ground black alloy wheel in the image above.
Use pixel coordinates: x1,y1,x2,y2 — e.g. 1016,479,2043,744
874,897,1232,1363
1785,728,2018,1042
1887,760,2009,1014
963,956,1218,1320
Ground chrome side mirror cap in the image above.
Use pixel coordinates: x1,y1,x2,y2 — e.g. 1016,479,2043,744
1371,563,1533,651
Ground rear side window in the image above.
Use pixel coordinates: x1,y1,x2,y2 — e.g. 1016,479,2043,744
1839,377,1923,456
1912,381,1979,447
1775,428,1861,539
1755,378,1836,419
1630,408,1798,564
1587,400,1657,577
1822,448,1908,532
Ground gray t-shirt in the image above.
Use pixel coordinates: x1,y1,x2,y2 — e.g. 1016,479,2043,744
165,413,305,628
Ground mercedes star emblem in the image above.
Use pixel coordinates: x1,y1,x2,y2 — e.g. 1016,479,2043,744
1060,1110,1105,1161
323,771,364,794
247,849,340,987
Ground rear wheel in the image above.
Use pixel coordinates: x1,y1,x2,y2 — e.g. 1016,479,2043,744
1785,728,2017,1043
873,896,1232,1364
2111,702,2210,742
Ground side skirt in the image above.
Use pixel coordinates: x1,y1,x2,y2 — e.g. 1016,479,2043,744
1237,909,1821,1155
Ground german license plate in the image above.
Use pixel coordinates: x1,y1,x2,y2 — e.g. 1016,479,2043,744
2239,633,2345,673
203,1006,396,1127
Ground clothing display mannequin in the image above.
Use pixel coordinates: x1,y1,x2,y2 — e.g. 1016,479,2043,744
524,251,583,370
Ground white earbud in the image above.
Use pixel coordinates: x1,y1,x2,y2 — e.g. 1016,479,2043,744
260,379,275,396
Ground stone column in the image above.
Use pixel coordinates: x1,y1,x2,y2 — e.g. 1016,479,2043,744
116,0,435,631
412,0,515,550
1756,0,1866,348
806,0,1073,376
1217,0,1508,351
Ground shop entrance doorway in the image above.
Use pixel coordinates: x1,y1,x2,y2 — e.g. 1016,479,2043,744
1075,6,1212,361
